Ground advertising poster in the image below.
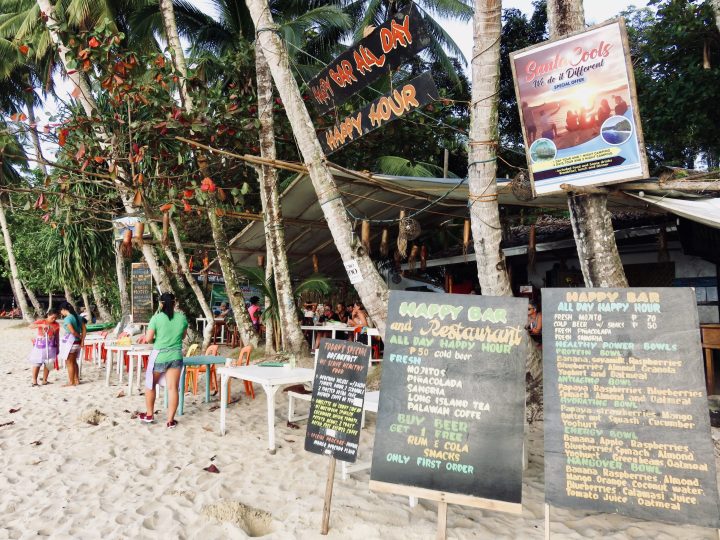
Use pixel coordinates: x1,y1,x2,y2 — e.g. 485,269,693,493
510,20,648,195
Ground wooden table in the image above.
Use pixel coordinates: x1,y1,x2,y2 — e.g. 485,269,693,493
701,323,720,395
105,344,153,386
177,355,229,416
218,365,314,454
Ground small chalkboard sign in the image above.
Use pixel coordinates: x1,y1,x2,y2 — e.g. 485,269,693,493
131,262,153,324
543,288,720,529
305,339,370,462
369,291,528,517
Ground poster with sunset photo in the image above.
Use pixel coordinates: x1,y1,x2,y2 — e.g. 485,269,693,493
510,19,648,195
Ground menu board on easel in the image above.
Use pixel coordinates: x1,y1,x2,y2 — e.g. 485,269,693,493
305,339,370,462
131,262,153,324
369,291,528,513
542,288,720,528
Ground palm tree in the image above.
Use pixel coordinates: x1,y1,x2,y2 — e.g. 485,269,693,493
468,0,511,297
136,0,352,354
236,265,331,356
0,131,34,321
546,0,628,288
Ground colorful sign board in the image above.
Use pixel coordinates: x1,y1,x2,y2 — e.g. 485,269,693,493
308,4,431,115
319,72,438,155
369,291,528,512
542,288,720,527
304,339,371,462
510,19,648,195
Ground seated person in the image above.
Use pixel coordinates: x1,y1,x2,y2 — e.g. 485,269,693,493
565,110,579,132
613,95,628,116
596,99,611,126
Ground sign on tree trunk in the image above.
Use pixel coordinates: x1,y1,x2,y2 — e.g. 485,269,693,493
369,291,528,513
542,288,720,528
131,262,153,324
510,19,649,195
308,4,431,115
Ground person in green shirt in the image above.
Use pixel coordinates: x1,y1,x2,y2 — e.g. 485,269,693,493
139,293,188,428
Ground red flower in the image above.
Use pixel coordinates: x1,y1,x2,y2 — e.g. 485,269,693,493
183,189,194,199
18,45,29,56
88,37,101,48
183,200,192,213
200,177,216,193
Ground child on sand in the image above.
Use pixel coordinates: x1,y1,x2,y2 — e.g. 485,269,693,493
28,309,60,386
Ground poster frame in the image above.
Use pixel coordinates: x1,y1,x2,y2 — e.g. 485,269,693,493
509,18,649,196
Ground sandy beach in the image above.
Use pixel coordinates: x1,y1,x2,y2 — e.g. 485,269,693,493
0,320,718,539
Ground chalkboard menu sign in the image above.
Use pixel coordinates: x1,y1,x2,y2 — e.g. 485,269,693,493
543,288,720,527
131,262,153,324
369,291,528,510
305,339,371,462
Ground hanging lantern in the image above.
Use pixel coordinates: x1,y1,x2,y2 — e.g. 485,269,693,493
408,244,419,271
462,219,471,259
162,212,170,246
312,254,319,274
188,255,194,272
397,210,407,258
361,220,371,255
121,228,133,258
134,221,144,247
258,255,265,267
379,228,389,257
420,245,427,270
132,189,143,207
528,223,537,272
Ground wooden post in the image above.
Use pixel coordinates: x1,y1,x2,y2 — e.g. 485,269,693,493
443,149,449,179
544,503,550,540
436,501,448,540
321,456,337,535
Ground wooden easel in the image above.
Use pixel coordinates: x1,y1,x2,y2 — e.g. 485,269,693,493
369,480,522,539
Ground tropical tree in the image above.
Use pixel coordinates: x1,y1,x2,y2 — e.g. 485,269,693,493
546,0,628,288
0,132,34,321
236,265,331,357
247,0,391,337
468,0,511,297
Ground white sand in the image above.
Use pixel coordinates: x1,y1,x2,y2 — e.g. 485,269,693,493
1,319,718,539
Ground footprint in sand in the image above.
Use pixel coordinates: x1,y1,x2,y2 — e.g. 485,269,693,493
202,500,274,537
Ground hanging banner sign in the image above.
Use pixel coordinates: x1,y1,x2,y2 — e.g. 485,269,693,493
308,4,431,115
510,19,649,195
320,72,438,155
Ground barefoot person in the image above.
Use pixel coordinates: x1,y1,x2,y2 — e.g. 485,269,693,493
28,309,60,386
58,302,85,386
139,293,188,428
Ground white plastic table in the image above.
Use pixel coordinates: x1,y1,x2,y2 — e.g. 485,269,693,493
83,335,110,367
196,317,227,344
126,349,154,395
105,344,153,386
218,365,314,454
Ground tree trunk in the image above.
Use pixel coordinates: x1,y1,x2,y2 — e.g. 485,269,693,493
207,204,259,348
0,197,33,322
567,193,628,287
36,0,173,295
264,248,276,356
81,292,91,319
246,0,389,337
23,281,43,315
155,0,257,347
469,0,512,297
547,0,585,39
92,280,113,321
26,101,48,176
169,218,215,350
64,286,77,311
255,46,308,356
713,0,720,33
547,0,627,288
115,243,130,315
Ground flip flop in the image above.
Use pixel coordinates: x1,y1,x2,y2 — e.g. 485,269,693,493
31,383,38,387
